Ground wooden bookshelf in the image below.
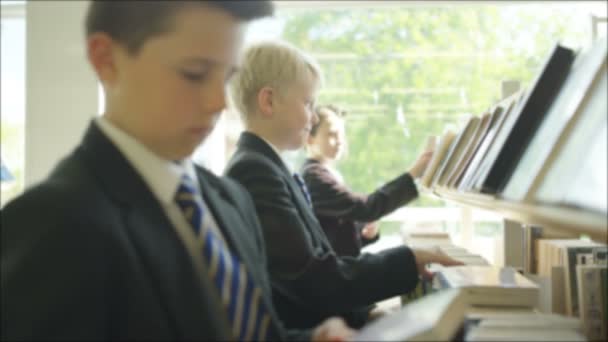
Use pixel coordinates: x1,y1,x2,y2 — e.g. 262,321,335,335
428,186,607,242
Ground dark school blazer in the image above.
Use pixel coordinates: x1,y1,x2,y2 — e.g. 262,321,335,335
1,122,308,341
224,131,420,329
300,158,418,257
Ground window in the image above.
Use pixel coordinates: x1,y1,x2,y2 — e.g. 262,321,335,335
228,1,605,261
1,1,26,207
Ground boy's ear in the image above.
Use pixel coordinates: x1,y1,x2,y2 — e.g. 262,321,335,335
257,86,274,118
87,32,119,86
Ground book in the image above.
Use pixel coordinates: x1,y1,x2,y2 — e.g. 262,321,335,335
562,244,606,317
576,264,607,341
533,60,608,213
353,288,467,341
432,115,481,187
523,225,544,274
446,110,493,189
465,323,585,342
501,37,607,202
474,43,576,194
420,129,457,188
551,266,566,315
475,312,581,330
535,239,606,316
433,265,539,307
459,96,520,192
464,310,584,342
503,219,525,271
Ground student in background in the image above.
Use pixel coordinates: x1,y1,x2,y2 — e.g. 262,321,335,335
225,40,462,330
1,2,354,341
301,104,431,257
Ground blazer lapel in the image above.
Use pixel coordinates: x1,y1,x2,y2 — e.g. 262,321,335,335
237,132,334,251
196,173,267,289
77,121,232,339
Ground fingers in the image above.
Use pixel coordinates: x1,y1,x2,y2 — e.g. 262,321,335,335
419,267,435,280
438,255,465,266
312,317,356,342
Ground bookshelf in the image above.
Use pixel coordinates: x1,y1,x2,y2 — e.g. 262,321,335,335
407,38,608,340
419,37,607,245
430,186,607,242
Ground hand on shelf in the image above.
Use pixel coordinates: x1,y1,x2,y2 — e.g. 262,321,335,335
412,248,464,280
311,317,357,342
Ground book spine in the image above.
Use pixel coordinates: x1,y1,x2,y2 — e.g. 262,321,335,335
577,265,607,340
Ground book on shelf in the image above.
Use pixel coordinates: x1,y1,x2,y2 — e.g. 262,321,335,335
464,312,586,342
576,264,607,341
446,110,494,189
536,239,606,317
533,58,608,214
551,266,567,315
420,129,457,188
473,43,576,194
474,312,581,330
433,265,539,308
458,94,521,192
501,37,607,202
353,288,467,342
431,115,481,188
523,225,544,274
417,135,437,177
401,227,490,268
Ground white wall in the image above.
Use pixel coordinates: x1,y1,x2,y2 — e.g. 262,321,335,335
25,0,98,187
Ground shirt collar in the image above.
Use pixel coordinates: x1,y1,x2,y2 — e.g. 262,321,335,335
95,116,199,204
256,134,293,173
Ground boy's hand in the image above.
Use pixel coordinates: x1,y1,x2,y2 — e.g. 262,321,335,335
411,248,464,280
311,317,356,342
361,221,379,239
408,150,433,179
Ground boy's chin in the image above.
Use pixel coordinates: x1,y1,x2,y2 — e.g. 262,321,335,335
286,137,307,151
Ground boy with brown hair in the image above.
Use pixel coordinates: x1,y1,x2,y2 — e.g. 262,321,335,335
1,1,353,341
302,104,429,257
225,40,461,329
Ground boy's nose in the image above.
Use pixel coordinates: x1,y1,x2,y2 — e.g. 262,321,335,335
203,83,227,115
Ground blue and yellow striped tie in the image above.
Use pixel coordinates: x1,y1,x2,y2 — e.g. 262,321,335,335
175,175,275,341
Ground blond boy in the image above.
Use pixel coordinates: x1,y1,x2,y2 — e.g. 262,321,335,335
225,40,461,329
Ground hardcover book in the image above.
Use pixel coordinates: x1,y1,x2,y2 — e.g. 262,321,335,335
474,43,576,194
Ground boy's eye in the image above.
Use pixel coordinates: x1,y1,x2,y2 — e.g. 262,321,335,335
180,70,207,82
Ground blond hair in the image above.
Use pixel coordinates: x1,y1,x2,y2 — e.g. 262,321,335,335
229,40,323,123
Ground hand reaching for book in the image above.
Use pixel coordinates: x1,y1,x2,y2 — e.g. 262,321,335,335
412,248,464,280
361,221,379,239
408,150,434,179
311,317,356,342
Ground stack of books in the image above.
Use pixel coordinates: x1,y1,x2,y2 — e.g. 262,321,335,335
402,228,490,266
433,265,539,308
354,288,467,341
464,312,585,341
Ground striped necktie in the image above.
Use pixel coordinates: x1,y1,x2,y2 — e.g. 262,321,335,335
175,174,276,341
293,173,312,207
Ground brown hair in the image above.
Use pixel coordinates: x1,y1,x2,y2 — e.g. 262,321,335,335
85,1,274,56
310,104,347,137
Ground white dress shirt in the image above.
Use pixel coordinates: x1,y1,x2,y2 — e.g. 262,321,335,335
95,117,228,254
256,134,293,173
